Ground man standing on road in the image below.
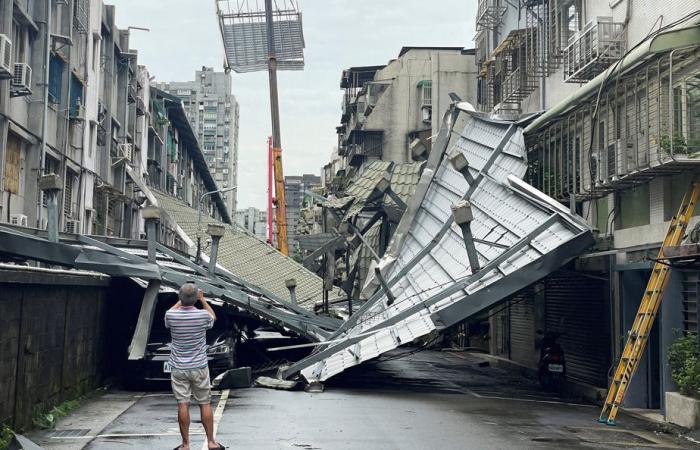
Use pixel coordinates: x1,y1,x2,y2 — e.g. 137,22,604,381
166,283,225,450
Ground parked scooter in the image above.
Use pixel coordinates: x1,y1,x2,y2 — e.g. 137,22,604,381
537,330,566,391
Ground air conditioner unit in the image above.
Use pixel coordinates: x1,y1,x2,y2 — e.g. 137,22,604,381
0,34,12,79
10,214,28,227
12,63,31,88
117,143,133,160
70,104,86,121
608,139,630,177
65,219,81,234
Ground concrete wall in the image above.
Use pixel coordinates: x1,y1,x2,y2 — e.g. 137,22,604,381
364,49,477,163
0,268,110,430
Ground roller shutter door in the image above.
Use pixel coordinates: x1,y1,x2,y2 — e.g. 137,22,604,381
509,287,537,367
545,271,609,387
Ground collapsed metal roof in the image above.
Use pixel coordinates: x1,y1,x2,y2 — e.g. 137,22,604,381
0,224,341,360
153,190,345,308
281,103,594,382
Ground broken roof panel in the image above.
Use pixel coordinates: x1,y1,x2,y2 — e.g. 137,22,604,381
153,190,344,309
327,161,425,221
282,105,594,382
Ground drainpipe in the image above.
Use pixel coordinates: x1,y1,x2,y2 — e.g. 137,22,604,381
39,174,62,242
539,15,546,111
38,0,53,228
285,278,298,304
142,206,160,263
206,223,226,276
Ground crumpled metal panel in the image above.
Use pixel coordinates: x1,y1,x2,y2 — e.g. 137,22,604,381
289,108,594,382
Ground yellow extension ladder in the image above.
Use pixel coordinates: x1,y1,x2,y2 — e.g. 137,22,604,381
599,180,700,425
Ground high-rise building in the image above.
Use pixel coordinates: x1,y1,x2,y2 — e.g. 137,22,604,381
284,174,321,256
156,68,240,213
236,207,268,241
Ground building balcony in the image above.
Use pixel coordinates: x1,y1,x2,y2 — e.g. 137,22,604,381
476,0,506,31
135,96,146,116
346,130,384,167
128,84,137,104
563,17,626,83
501,67,536,104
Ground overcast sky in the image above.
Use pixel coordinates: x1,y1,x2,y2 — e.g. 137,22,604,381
108,0,476,210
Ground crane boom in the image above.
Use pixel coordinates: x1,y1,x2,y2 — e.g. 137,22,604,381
265,0,288,255
273,146,289,255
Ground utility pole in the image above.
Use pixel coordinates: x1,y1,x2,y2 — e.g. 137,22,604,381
265,0,289,256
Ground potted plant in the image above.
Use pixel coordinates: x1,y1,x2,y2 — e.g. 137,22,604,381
666,332,700,429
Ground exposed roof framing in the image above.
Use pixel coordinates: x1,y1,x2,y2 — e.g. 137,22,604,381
281,103,594,382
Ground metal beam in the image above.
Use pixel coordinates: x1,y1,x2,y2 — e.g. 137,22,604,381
155,243,341,330
384,188,407,211
161,270,331,341
0,226,79,266
302,236,344,268
128,279,161,360
374,267,396,306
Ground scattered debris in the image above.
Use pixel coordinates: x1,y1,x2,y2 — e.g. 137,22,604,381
280,104,594,383
255,376,302,391
212,367,253,389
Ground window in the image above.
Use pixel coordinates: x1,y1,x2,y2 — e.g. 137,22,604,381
48,54,65,103
4,134,22,195
70,74,84,117
672,73,700,154
64,171,75,215
12,20,28,63
617,183,650,229
559,0,582,48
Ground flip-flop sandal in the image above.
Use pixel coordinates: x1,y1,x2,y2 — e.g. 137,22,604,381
209,444,226,450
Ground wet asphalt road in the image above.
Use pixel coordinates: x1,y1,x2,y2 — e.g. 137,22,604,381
39,351,695,450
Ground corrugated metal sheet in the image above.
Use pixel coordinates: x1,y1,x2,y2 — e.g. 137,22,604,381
291,108,594,382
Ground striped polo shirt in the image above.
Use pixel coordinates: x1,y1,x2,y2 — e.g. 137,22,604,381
165,307,214,370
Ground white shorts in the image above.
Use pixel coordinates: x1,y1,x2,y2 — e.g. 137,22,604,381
171,367,211,404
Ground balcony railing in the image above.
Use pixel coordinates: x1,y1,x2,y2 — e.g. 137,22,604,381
501,67,536,104
476,0,506,31
563,17,626,83
128,84,137,104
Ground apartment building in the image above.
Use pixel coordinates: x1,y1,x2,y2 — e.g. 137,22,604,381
475,0,700,411
156,67,240,214
236,206,268,240
0,0,227,242
282,174,321,257
335,47,478,177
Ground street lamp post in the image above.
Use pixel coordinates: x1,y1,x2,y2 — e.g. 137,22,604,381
197,186,237,263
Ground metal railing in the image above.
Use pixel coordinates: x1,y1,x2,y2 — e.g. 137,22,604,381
563,17,626,83
476,0,506,30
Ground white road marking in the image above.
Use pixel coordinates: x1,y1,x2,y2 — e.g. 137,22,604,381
201,389,230,450
52,432,205,439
